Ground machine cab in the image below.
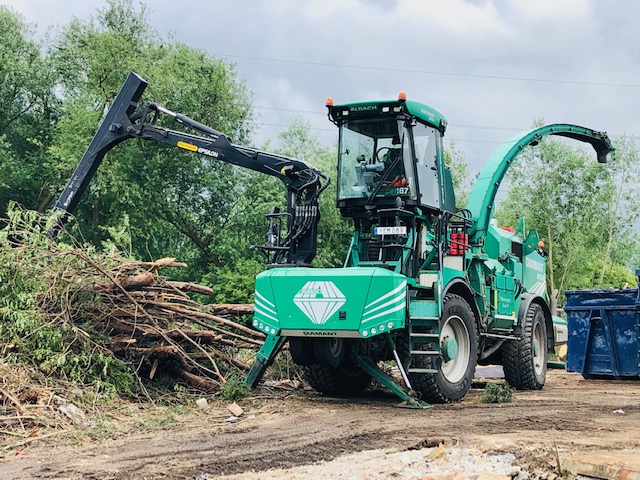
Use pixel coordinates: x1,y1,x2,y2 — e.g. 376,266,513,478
328,95,453,214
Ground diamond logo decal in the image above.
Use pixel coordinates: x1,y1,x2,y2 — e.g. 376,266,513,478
293,281,346,325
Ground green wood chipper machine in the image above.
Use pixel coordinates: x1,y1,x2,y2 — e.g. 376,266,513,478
55,73,614,405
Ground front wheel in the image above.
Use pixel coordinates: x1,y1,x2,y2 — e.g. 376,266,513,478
502,302,547,390
302,359,371,396
402,294,478,403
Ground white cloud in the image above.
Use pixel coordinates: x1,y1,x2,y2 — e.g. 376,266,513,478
5,0,640,172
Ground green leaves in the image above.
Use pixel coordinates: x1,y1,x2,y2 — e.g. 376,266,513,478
39,0,256,281
0,205,134,394
444,140,474,208
0,6,59,216
480,381,514,404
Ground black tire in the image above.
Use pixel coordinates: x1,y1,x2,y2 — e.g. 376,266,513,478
302,359,371,396
399,294,478,403
502,302,547,390
289,338,315,366
313,337,345,367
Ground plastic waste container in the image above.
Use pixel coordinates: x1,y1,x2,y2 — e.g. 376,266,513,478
564,288,639,379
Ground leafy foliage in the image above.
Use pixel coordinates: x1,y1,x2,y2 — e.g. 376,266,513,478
219,380,252,402
480,381,515,404
0,205,134,396
44,0,255,282
0,6,59,215
444,140,474,208
271,119,351,269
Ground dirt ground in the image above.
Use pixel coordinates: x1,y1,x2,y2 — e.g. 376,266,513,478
1,370,639,480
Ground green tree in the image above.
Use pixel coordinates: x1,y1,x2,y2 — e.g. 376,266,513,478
201,119,350,303
444,140,473,208
594,134,640,285
267,119,351,268
45,0,255,281
0,6,58,214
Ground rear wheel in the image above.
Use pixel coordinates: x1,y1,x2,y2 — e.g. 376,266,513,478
401,294,478,403
303,359,372,396
313,337,345,367
502,302,547,390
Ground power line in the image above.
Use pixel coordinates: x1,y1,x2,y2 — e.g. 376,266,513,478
255,122,507,144
258,122,335,133
452,123,522,132
255,105,325,116
216,53,640,88
253,106,525,132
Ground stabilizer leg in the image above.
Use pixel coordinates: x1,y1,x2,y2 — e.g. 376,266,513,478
243,334,287,389
355,339,430,409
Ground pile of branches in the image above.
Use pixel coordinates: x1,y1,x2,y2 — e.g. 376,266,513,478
1,207,265,424
87,255,262,390
0,207,274,447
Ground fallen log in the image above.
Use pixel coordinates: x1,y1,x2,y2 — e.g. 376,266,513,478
208,303,254,315
170,367,218,391
119,272,155,290
166,281,214,296
146,301,265,339
197,321,264,347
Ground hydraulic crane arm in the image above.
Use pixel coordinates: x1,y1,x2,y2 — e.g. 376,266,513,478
52,72,329,266
466,124,615,243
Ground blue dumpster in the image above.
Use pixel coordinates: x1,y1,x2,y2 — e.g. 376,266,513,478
564,288,639,379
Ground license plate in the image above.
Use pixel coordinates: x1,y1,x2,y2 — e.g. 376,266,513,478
374,226,407,235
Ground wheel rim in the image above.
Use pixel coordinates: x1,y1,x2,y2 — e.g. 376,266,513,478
440,314,471,383
533,321,545,376
328,338,342,357
314,337,345,367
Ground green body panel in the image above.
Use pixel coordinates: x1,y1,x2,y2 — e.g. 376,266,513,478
522,251,547,297
442,266,465,287
471,222,548,327
484,224,518,260
253,267,407,338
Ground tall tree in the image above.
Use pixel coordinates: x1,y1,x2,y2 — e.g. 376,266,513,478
46,0,255,279
0,6,58,215
444,140,473,208
201,119,351,303
272,120,351,269
594,134,640,285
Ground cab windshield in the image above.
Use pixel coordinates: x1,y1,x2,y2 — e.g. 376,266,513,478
337,118,416,201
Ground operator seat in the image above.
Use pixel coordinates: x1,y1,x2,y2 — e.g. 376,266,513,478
383,150,405,188
381,134,405,188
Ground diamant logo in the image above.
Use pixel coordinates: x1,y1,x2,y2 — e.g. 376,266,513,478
293,281,346,325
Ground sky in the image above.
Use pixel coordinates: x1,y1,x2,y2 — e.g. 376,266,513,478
5,0,640,176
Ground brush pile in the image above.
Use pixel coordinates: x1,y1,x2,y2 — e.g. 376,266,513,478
0,207,264,441
81,255,262,390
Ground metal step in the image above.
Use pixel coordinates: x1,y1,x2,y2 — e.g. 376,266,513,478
410,333,439,339
409,316,439,321
410,350,439,356
408,368,438,374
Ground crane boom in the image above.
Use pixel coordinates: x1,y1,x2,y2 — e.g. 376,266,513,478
52,72,329,266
